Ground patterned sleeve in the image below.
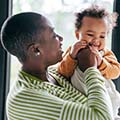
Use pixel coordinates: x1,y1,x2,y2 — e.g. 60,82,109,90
59,67,113,120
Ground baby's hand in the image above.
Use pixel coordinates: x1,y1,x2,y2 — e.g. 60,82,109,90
70,40,87,59
89,46,103,67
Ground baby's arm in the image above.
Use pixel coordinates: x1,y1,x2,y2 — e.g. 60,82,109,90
57,40,87,78
57,46,77,78
98,48,120,79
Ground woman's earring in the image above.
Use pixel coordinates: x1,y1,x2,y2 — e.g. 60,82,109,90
35,52,40,56
35,48,40,56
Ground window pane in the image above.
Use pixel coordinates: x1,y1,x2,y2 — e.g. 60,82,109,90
11,0,114,85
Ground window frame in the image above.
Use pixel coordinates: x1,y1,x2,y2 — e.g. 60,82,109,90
0,0,12,119
112,0,120,92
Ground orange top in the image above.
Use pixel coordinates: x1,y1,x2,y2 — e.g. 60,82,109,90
57,46,120,79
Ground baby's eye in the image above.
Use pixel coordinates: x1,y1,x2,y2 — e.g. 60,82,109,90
100,36,105,39
87,33,94,37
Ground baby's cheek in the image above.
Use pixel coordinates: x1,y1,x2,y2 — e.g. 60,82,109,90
98,41,105,50
80,40,88,44
81,38,91,45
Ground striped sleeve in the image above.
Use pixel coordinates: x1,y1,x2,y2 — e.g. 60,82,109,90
59,67,113,120
6,89,64,120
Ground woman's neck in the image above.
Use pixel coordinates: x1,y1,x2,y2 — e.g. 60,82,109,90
22,62,59,85
22,59,49,80
22,65,48,81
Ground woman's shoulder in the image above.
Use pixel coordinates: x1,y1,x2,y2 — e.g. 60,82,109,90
48,66,67,80
48,66,73,88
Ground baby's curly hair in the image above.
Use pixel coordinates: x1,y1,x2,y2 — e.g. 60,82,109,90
75,4,118,31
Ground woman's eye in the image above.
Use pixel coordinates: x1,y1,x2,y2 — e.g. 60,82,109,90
53,34,59,40
53,35,56,38
53,34,57,38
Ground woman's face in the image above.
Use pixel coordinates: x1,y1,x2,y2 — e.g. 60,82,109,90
76,17,108,51
39,20,63,66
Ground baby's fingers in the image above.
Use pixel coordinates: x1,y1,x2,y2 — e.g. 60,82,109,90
89,46,98,55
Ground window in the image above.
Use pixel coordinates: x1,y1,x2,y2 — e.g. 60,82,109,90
11,0,114,85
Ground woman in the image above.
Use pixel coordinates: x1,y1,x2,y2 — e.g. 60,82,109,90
1,12,113,120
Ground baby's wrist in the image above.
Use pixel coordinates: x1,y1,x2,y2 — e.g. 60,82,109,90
69,52,76,59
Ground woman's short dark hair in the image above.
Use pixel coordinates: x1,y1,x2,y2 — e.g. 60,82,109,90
1,12,47,62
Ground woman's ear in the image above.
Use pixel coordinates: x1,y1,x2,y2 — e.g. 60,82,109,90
75,31,80,40
27,43,41,57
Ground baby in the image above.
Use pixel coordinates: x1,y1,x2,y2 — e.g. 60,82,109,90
57,5,120,119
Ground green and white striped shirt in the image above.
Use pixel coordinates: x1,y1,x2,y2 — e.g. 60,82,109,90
6,67,113,120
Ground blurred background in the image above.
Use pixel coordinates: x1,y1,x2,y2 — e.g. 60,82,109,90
11,0,114,86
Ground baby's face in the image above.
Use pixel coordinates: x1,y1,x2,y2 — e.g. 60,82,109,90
77,16,108,51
